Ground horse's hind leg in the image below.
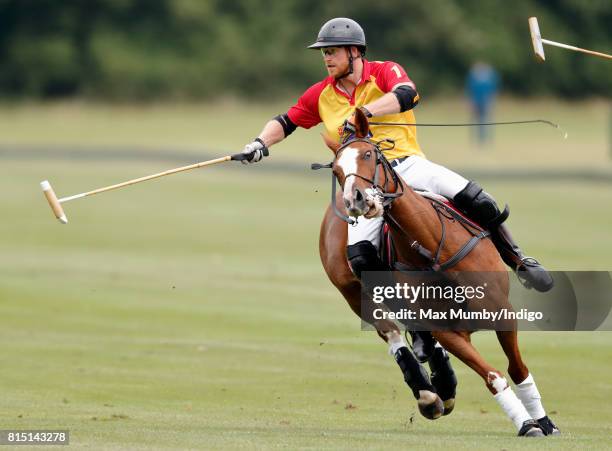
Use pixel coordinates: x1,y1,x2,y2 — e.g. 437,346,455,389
495,330,528,383
433,330,543,436
496,330,560,435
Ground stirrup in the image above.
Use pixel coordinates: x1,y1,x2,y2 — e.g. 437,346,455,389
518,256,541,266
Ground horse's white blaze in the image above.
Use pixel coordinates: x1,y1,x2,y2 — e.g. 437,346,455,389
337,146,359,202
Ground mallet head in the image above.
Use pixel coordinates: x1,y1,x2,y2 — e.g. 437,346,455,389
40,180,68,224
528,17,546,61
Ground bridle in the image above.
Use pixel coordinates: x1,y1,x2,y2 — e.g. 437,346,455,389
311,137,404,225
312,136,491,271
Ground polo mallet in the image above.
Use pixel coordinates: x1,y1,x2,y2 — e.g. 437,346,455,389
528,17,612,61
40,151,259,224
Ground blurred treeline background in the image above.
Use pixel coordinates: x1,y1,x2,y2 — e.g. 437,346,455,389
0,0,610,101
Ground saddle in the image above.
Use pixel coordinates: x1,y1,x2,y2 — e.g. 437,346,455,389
380,191,489,272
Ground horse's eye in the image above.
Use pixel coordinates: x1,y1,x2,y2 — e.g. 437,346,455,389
364,151,372,160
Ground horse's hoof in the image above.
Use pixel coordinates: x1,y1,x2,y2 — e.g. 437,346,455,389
537,416,560,436
417,390,444,420
442,398,455,416
517,419,545,437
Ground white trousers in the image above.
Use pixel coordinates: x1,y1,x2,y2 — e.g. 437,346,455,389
347,156,469,248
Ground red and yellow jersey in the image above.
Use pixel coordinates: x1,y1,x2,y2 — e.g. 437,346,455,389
287,59,425,160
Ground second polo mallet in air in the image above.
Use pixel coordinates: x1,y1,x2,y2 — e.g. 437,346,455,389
528,17,612,61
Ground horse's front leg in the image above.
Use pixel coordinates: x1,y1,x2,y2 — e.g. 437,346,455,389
319,203,444,419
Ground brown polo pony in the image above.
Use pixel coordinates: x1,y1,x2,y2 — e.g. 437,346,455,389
318,108,553,435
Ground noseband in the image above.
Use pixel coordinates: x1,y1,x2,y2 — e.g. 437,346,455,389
311,138,404,224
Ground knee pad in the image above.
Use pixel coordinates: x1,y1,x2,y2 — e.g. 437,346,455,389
346,240,383,279
453,181,508,227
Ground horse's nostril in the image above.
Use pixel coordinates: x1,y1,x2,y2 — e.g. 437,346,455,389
344,198,351,208
355,189,364,202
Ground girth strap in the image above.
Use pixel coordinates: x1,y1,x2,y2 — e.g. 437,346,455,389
436,230,490,271
386,201,491,273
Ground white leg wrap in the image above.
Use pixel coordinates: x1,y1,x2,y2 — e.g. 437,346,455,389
494,387,533,431
515,373,546,420
387,332,407,355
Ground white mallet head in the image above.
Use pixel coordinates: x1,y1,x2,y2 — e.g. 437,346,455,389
528,17,546,61
40,180,68,224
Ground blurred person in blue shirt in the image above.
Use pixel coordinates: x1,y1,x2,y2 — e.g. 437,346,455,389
466,62,499,146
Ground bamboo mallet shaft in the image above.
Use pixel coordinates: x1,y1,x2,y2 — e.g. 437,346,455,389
41,154,241,224
58,155,231,203
541,39,612,60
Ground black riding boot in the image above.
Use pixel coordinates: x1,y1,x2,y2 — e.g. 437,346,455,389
490,223,554,292
453,181,554,292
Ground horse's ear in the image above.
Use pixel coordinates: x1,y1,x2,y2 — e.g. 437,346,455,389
354,107,370,138
321,133,340,154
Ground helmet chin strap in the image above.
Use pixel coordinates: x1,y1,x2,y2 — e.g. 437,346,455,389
335,47,355,80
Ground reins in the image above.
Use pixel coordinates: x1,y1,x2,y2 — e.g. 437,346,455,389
368,119,568,139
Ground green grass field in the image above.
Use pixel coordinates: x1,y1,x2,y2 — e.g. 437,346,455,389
0,97,610,169
1,100,611,449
